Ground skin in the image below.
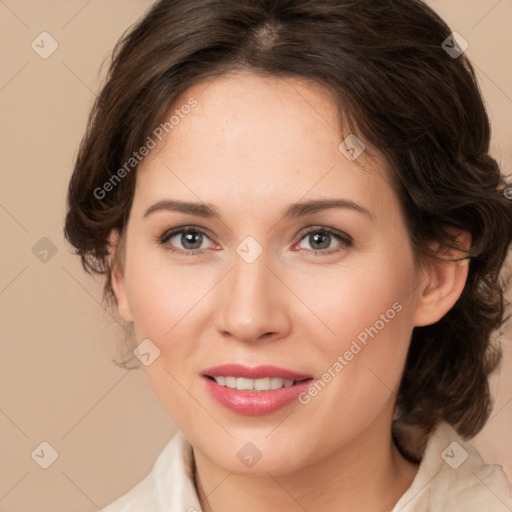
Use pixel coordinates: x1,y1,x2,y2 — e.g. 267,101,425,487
109,70,470,512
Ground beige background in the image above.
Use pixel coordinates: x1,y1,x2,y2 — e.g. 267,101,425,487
0,1,511,511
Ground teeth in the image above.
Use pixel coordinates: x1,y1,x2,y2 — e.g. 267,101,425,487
212,376,296,391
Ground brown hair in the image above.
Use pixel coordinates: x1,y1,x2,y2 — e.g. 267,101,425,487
63,0,512,454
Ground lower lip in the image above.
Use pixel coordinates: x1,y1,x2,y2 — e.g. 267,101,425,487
202,376,313,416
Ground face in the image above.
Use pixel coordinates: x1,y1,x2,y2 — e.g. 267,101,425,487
111,71,434,475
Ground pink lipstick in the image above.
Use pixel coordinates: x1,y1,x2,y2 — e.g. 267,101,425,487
201,364,313,416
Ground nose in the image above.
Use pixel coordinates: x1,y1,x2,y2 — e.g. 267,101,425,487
214,249,292,344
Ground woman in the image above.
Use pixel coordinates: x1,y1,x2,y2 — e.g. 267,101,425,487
63,0,512,510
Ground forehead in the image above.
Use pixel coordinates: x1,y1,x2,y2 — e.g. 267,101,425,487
134,71,397,220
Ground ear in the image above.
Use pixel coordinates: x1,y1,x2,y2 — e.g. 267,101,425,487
108,229,133,323
413,231,471,327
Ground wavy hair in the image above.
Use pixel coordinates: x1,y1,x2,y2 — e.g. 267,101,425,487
63,0,512,457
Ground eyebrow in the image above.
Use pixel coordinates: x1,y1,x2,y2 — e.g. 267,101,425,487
143,198,372,220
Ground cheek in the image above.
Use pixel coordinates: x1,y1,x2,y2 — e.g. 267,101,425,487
124,245,206,337
123,258,206,428
302,248,415,349
299,249,416,410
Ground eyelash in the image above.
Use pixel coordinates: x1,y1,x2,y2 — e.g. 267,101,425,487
156,225,353,257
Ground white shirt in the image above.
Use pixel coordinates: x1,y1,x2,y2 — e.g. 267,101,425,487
102,421,511,511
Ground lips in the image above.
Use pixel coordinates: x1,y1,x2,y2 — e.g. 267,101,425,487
201,364,314,415
201,364,313,381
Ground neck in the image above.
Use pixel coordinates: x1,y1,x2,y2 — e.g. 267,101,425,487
193,420,419,512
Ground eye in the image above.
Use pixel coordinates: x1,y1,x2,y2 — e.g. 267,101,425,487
157,225,352,257
294,227,352,255
157,227,215,255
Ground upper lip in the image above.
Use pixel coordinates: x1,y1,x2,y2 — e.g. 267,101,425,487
201,364,313,381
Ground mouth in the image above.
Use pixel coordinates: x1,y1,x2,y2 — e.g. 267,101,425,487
200,364,314,415
204,375,311,391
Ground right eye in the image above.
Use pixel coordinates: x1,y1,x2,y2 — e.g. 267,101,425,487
157,227,217,255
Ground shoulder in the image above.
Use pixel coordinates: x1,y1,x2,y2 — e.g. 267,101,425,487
101,430,202,512
393,421,512,512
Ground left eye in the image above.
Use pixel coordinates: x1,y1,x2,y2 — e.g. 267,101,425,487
294,228,352,254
